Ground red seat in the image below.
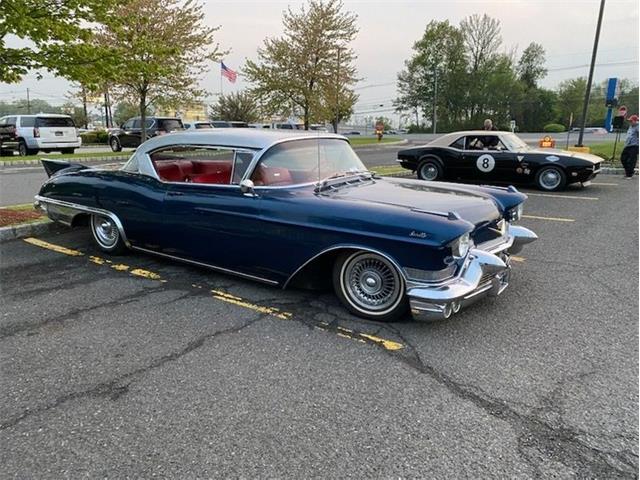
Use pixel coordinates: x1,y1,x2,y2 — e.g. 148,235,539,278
190,172,232,184
155,162,184,182
254,165,292,186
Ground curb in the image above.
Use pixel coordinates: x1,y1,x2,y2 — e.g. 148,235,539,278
0,155,128,168
0,220,58,243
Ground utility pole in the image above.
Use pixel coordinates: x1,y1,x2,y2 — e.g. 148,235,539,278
81,86,88,129
335,47,341,134
577,0,606,147
26,88,31,114
432,67,438,134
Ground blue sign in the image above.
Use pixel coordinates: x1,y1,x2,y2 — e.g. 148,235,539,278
604,78,620,132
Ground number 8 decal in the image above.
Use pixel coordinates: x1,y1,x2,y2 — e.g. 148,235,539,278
476,154,495,172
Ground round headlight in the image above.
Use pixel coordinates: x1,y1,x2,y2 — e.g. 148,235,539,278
452,232,471,258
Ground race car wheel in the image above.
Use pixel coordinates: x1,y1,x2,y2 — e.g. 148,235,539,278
333,251,408,322
535,166,566,191
90,214,127,254
417,158,443,181
110,137,122,152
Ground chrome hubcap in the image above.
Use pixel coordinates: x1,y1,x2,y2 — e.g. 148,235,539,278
343,253,401,312
92,215,118,247
540,169,561,189
420,164,438,181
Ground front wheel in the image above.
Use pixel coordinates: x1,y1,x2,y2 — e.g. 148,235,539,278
535,166,566,191
333,251,408,322
417,158,443,181
110,137,122,152
90,214,127,254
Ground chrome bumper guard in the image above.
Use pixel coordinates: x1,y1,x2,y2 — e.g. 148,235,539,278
408,225,537,321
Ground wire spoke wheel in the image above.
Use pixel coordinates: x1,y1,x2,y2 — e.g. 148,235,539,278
91,214,120,249
340,252,403,314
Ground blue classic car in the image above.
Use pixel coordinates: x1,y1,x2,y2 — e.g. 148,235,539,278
35,130,537,322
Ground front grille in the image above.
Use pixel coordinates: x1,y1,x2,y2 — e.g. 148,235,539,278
479,272,495,286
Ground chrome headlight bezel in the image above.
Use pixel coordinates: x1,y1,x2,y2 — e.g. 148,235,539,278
450,232,471,259
506,203,524,222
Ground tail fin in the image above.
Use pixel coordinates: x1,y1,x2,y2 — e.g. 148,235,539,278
41,158,88,178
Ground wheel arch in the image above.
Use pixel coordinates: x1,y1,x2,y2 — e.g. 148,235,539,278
418,152,444,168
283,244,407,290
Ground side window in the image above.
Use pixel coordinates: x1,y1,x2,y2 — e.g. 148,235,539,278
6,116,16,126
20,117,35,127
150,146,254,185
132,119,141,128
449,137,465,149
123,120,135,129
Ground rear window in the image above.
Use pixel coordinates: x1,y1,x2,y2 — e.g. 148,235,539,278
195,123,212,129
211,121,230,128
36,117,75,127
158,119,183,131
20,117,35,127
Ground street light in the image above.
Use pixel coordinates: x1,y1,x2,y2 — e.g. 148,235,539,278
577,0,606,147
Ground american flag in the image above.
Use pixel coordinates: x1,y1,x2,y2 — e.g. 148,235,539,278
221,62,237,83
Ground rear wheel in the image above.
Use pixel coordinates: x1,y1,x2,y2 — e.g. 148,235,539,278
90,214,127,254
110,137,122,152
417,158,443,181
333,251,408,322
535,166,566,191
18,140,37,156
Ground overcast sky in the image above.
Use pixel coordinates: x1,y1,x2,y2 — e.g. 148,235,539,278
1,0,638,121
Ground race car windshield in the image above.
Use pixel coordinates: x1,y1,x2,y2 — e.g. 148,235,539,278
501,133,529,152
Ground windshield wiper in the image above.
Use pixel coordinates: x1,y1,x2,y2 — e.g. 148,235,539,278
315,170,377,192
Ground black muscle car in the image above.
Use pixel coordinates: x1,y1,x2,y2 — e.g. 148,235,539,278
397,131,602,191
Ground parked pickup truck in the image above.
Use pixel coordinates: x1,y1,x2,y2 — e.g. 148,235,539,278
0,114,81,156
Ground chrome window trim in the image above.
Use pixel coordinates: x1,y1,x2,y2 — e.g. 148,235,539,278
34,195,131,247
143,144,259,185
130,246,279,285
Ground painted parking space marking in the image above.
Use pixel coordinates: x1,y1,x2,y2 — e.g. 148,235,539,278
23,237,84,256
592,182,618,186
522,214,575,222
22,237,405,351
526,192,599,200
211,289,293,320
511,256,526,263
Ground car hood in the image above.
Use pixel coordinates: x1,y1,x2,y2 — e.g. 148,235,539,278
524,148,602,164
325,177,502,226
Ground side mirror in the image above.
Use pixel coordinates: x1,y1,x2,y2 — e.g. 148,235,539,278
240,179,257,197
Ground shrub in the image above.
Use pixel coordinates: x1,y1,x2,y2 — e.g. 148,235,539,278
80,130,109,144
543,123,566,133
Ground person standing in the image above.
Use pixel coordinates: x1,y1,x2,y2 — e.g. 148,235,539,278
483,119,498,131
482,118,499,148
621,115,639,178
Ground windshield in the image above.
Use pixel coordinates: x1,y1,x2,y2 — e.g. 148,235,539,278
250,138,366,186
500,133,529,151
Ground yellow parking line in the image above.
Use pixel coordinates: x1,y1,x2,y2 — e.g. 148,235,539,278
522,214,575,222
130,268,162,281
511,256,526,262
527,193,599,200
23,237,84,256
211,289,293,320
322,323,404,351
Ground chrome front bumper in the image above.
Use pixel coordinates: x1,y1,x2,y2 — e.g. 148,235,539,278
408,225,537,321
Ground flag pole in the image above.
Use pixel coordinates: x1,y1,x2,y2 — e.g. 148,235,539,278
220,62,223,97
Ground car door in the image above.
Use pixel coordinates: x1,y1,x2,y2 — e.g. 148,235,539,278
460,134,503,182
154,146,267,277
119,119,136,147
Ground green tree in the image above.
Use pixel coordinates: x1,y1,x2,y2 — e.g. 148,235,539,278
113,101,150,126
244,0,359,130
209,91,260,123
0,0,112,83
92,0,223,141
0,99,61,116
517,42,547,90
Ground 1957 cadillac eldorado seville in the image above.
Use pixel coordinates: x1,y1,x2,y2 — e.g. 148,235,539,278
35,130,537,322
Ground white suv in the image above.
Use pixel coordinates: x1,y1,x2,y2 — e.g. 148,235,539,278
0,114,82,156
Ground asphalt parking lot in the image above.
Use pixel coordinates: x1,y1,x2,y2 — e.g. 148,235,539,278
0,177,638,478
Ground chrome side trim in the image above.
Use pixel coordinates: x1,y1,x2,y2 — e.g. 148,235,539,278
130,246,279,286
282,244,408,289
34,195,131,248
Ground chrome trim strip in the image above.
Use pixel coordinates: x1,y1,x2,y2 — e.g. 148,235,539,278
34,195,131,247
130,246,279,285
283,244,408,289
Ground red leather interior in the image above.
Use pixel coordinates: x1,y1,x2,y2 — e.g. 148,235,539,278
253,165,292,186
154,160,232,184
